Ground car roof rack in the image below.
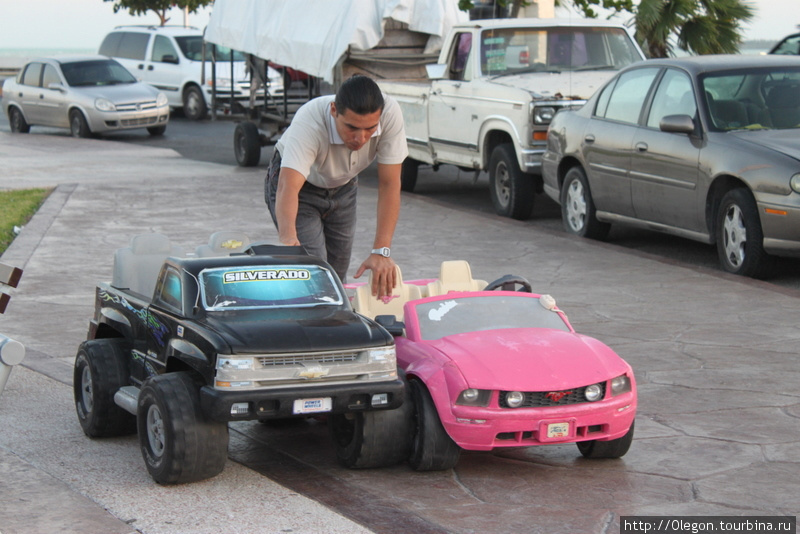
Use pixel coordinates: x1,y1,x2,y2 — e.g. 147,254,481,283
243,243,308,256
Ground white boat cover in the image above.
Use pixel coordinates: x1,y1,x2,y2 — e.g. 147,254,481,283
204,0,466,83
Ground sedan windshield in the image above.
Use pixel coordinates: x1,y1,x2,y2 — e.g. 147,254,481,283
702,67,800,130
482,26,641,77
61,59,137,87
413,295,570,341
199,264,343,311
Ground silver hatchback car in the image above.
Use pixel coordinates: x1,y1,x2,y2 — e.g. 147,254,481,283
543,55,800,278
2,55,170,137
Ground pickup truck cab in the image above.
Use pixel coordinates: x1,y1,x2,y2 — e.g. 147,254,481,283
379,18,645,219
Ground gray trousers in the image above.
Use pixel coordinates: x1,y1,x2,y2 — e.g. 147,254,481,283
265,150,358,282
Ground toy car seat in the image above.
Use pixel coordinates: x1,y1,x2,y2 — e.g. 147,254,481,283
195,231,252,257
112,233,184,297
426,260,487,296
352,265,421,321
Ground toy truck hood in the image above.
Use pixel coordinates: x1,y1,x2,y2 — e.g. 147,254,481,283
488,70,612,101
427,328,628,391
202,309,392,353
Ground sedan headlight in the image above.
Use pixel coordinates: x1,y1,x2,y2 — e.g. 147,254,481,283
610,375,631,396
584,383,603,402
456,388,491,407
94,98,116,112
791,173,800,194
156,92,168,107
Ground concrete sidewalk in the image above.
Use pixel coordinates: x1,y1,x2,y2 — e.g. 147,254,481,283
1,131,799,533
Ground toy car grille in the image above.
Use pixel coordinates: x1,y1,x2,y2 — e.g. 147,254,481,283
257,351,359,367
499,383,607,408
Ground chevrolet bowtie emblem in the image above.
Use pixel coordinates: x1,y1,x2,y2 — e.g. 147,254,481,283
298,366,329,379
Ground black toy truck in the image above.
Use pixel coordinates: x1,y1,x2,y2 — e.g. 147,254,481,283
73,234,409,484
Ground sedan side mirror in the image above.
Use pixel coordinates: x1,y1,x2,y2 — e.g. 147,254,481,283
375,314,405,336
47,82,66,93
426,63,447,80
660,114,696,135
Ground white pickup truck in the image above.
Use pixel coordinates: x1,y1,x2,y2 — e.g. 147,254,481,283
379,18,646,219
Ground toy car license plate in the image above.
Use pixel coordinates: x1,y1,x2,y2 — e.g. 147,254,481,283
293,397,332,414
546,422,570,438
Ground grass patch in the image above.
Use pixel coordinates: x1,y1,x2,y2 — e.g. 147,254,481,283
0,188,51,255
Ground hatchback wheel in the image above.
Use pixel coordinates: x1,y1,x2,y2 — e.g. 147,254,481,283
715,188,774,278
69,109,92,138
560,166,609,239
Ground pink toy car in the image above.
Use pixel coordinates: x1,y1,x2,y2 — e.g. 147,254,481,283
351,261,637,471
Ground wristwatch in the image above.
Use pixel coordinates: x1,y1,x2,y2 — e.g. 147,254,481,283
371,247,391,258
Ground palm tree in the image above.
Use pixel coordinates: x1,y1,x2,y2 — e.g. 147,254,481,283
635,0,755,58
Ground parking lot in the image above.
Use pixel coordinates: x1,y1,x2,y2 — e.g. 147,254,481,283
0,122,798,533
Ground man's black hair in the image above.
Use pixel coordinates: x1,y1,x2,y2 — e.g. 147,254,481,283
335,74,385,115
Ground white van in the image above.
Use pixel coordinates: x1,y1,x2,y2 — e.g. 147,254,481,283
99,26,282,120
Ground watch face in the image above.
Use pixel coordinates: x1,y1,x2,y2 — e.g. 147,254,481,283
373,247,390,257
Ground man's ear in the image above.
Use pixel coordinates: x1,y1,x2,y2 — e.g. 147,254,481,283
330,101,337,118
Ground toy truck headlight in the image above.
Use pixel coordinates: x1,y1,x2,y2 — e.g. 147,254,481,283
217,357,255,370
367,346,395,363
611,375,631,396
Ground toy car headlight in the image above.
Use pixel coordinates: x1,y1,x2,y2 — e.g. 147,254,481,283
611,375,631,396
217,357,254,370
456,389,490,407
95,98,116,112
505,391,525,408
584,384,603,402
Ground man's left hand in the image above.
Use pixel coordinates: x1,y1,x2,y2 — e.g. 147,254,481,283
354,255,397,298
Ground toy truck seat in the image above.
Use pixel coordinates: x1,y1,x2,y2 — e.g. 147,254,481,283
426,260,487,296
112,233,184,297
195,231,252,257
352,265,421,321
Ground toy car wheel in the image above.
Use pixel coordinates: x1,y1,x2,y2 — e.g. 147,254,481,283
234,121,262,167
577,421,634,459
484,274,532,292
560,166,610,240
330,396,412,469
182,85,208,120
400,157,420,192
137,372,229,484
73,339,137,437
408,379,460,471
715,188,774,278
69,109,92,138
9,106,30,133
489,143,535,220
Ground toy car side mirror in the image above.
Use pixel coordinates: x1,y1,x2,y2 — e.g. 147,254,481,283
375,315,404,336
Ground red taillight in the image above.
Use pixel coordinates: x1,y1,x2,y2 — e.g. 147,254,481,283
519,50,530,65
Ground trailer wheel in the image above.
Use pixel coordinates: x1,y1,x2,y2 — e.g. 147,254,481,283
138,372,229,484
73,339,136,438
234,121,262,167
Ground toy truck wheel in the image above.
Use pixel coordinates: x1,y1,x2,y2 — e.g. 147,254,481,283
330,398,412,469
489,143,535,220
73,339,137,437
137,372,229,484
577,421,634,459
234,122,262,167
408,379,461,471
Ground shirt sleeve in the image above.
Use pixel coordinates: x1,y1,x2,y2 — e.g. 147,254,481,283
375,95,409,165
276,101,323,178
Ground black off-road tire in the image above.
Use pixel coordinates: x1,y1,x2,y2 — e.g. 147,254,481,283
69,109,92,138
182,85,208,121
715,188,775,278
234,121,262,167
400,157,420,192
137,372,229,484
73,339,136,437
560,165,610,240
577,421,634,459
488,143,535,220
408,379,461,471
330,396,413,469
9,106,30,133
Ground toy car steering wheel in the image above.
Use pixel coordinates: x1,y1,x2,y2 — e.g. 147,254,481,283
484,274,532,292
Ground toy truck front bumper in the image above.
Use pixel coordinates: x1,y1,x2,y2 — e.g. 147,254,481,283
199,378,406,422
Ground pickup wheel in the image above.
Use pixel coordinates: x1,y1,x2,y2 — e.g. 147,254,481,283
577,421,634,459
234,121,262,167
137,372,229,484
408,379,461,471
73,339,137,437
489,143,535,220
330,394,412,469
400,157,420,192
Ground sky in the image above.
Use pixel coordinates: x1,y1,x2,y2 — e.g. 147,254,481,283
0,0,795,52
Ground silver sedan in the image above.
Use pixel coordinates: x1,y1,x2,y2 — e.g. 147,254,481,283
542,54,800,278
2,55,169,137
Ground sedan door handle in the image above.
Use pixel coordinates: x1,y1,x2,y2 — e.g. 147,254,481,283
635,142,648,152
584,134,595,143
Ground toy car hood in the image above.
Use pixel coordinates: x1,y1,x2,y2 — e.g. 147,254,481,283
426,328,629,391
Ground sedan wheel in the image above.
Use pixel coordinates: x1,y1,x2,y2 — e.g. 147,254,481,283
560,166,609,239
69,109,92,138
715,188,774,278
9,107,30,133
